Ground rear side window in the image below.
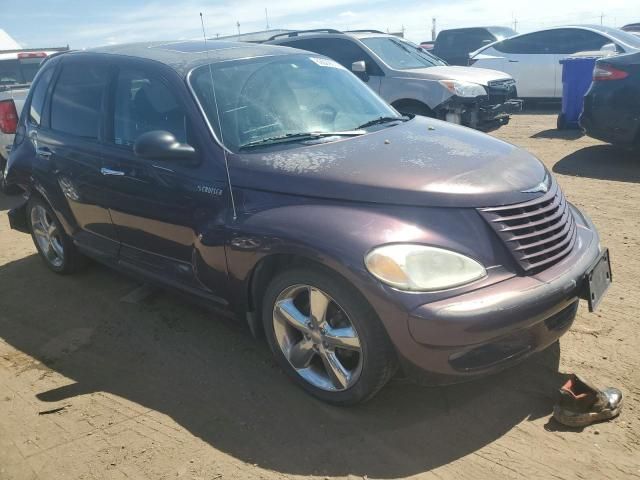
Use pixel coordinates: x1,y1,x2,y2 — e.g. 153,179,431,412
29,66,54,126
280,38,383,75
493,29,609,55
50,61,109,139
112,68,187,147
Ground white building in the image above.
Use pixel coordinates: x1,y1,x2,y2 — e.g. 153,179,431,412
0,29,21,50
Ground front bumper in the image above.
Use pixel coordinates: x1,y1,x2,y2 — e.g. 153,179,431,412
436,96,523,131
395,211,601,383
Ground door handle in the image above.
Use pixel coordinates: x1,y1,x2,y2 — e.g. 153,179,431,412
36,147,52,158
100,167,125,176
508,60,519,63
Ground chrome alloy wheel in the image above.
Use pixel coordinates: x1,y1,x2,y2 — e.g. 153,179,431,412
30,205,64,268
272,284,363,391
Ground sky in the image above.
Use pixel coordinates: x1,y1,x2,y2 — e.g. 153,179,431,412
1,0,638,48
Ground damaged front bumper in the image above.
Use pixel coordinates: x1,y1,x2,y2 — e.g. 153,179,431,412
435,95,523,131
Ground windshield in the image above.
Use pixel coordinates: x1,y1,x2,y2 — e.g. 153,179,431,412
0,57,44,86
189,55,400,151
360,36,447,69
487,27,517,40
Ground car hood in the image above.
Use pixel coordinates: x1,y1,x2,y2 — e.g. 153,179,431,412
229,116,547,208
401,65,511,85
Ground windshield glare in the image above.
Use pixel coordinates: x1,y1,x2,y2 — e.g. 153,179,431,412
361,37,447,70
190,55,399,151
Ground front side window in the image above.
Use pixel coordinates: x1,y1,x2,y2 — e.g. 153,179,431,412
113,69,187,147
50,60,109,139
361,37,446,69
28,65,54,125
190,55,399,151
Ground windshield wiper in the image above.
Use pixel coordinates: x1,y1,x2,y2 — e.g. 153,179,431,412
356,116,408,130
239,131,365,150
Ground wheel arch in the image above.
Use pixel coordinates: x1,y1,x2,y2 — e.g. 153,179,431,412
391,98,435,117
244,252,373,338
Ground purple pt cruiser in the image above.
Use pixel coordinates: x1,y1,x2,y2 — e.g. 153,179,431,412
4,41,612,404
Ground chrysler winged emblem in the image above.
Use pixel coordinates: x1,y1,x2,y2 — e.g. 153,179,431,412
522,174,550,194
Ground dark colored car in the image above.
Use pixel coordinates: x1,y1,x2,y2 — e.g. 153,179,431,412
4,41,612,405
621,23,640,35
433,26,517,66
580,51,640,147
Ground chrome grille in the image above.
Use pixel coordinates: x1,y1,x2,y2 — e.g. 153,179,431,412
486,78,517,105
479,181,577,272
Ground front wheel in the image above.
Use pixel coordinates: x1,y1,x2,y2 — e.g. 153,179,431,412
262,267,397,405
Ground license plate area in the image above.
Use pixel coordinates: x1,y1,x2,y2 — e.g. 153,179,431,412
586,248,612,312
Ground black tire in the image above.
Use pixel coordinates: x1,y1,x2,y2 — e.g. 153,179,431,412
262,266,397,405
27,196,86,274
557,113,567,130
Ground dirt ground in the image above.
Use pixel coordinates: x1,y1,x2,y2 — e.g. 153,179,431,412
1,113,639,480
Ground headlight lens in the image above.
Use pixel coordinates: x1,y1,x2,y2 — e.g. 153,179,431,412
365,244,486,291
439,80,487,98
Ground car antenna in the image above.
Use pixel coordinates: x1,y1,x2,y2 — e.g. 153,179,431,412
200,12,237,220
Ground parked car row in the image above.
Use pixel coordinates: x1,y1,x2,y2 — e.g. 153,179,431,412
3,38,612,404
263,29,522,131
3,21,632,403
470,25,640,98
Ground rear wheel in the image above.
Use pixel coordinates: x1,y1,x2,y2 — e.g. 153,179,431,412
262,267,397,405
27,197,85,274
557,113,567,130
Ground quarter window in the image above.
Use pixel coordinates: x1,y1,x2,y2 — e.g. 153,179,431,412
28,66,54,126
50,61,109,139
113,69,187,147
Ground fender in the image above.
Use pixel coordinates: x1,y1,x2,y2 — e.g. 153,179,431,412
221,188,518,342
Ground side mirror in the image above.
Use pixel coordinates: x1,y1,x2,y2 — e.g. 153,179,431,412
133,130,197,161
351,60,369,82
600,43,618,54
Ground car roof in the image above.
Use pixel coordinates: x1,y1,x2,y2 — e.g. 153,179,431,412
438,26,507,33
472,24,640,56
86,40,301,76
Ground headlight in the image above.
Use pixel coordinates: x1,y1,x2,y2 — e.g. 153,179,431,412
365,244,486,291
439,80,487,98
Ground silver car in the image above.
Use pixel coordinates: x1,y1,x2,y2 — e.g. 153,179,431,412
267,29,522,130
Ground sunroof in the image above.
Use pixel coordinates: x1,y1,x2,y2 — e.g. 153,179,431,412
153,40,240,53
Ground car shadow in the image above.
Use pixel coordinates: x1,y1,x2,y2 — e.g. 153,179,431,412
0,254,567,478
531,129,584,140
553,145,640,183
0,192,24,212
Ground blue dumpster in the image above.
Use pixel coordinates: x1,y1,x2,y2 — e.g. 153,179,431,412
557,56,599,129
